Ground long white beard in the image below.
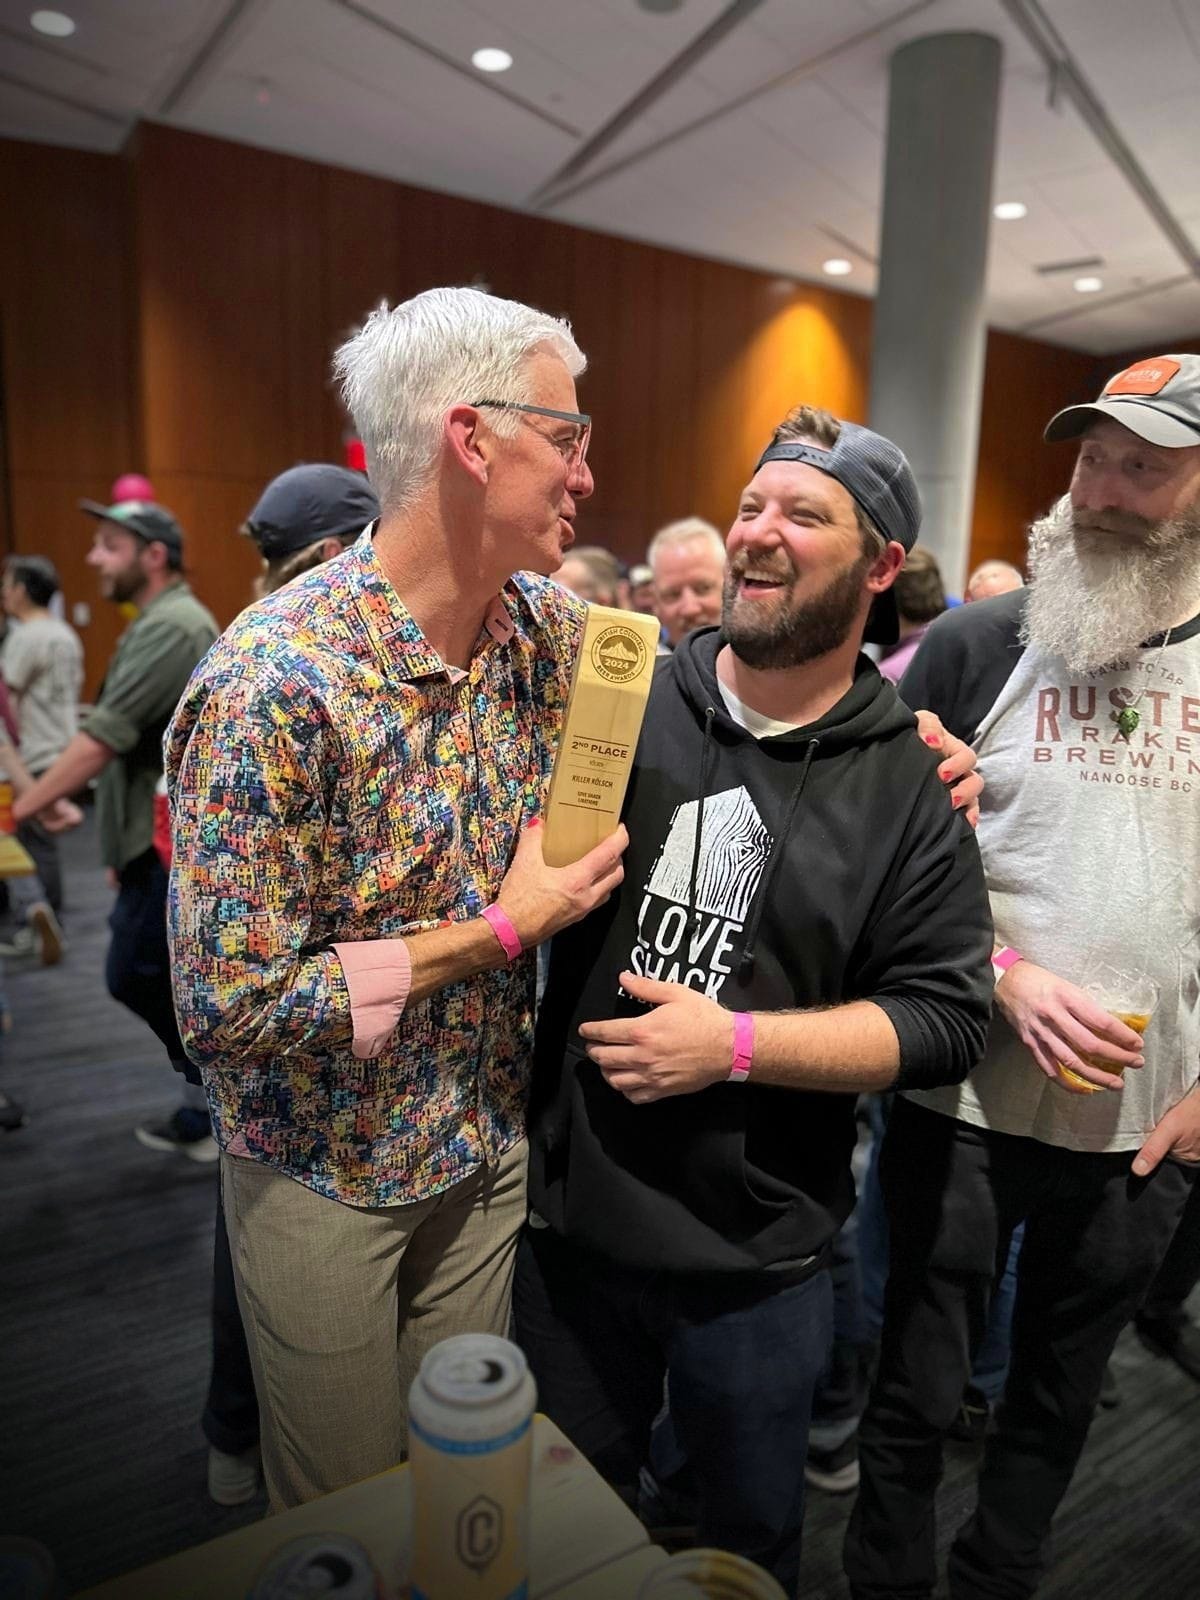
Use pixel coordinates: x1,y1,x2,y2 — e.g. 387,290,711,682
1020,495,1200,673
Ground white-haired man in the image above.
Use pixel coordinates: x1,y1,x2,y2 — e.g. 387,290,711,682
846,355,1200,1600
965,557,1024,602
648,516,726,647
164,288,627,1509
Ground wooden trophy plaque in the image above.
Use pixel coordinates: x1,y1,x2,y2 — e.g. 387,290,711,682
542,605,662,868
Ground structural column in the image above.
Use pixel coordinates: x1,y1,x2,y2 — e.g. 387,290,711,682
867,33,1003,589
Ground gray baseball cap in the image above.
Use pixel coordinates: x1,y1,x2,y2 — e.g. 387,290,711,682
754,421,922,645
1045,353,1200,448
79,498,185,557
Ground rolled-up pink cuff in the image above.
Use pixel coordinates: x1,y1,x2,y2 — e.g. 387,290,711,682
333,938,413,1059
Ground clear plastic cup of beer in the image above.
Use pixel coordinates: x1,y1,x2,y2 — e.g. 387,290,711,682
1058,966,1159,1093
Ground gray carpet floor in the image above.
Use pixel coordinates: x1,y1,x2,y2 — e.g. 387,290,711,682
0,816,1196,1597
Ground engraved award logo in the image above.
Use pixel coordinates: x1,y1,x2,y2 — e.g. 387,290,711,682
591,625,647,684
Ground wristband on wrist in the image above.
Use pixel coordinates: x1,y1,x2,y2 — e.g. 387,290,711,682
481,904,523,963
992,945,1023,979
728,1011,754,1083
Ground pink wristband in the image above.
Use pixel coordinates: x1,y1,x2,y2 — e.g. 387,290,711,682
728,1011,754,1083
992,946,1023,976
481,904,523,963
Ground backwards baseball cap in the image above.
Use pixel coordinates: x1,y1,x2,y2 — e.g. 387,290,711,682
79,498,185,558
754,420,922,645
1044,354,1200,449
242,464,379,559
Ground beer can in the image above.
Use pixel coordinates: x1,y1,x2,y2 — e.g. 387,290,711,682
249,1533,381,1598
637,1548,788,1599
408,1333,536,1600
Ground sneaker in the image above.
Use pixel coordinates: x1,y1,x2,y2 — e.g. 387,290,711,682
0,1090,26,1131
947,1384,991,1444
135,1107,219,1163
207,1445,261,1506
0,928,35,959
805,1433,860,1494
1136,1309,1200,1384
27,901,64,966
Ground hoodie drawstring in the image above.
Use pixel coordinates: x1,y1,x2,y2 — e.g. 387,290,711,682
687,706,715,934
737,737,819,983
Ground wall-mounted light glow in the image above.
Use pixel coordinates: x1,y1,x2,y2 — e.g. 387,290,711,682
30,9,75,35
822,258,853,277
993,201,1027,221
1074,276,1104,294
472,47,513,73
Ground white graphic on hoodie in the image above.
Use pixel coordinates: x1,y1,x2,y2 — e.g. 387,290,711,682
629,787,772,999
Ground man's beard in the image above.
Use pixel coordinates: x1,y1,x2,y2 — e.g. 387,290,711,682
105,561,148,605
722,548,871,671
1021,496,1200,673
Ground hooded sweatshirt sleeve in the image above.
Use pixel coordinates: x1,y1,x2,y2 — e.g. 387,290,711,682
853,782,994,1092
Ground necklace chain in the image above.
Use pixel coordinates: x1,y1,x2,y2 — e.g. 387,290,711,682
1110,627,1174,735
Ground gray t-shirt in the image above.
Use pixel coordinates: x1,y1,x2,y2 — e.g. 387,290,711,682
3,614,83,775
908,619,1200,1152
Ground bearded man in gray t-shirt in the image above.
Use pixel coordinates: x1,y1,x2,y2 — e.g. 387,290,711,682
846,356,1200,1600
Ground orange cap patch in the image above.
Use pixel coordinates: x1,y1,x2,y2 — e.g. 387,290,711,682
1104,357,1181,397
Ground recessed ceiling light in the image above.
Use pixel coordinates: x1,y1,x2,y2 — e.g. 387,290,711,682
822,258,853,277
1074,276,1104,294
993,201,1027,221
30,9,75,35
472,47,513,73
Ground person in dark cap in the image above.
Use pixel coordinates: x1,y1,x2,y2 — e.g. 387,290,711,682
514,403,993,1594
846,355,1200,1600
241,463,380,596
13,498,218,1156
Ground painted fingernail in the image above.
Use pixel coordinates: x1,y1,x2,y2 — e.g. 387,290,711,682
951,795,965,809
939,766,953,781
924,734,941,747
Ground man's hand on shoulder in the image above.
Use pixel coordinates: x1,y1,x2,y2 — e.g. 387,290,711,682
994,958,1145,1094
578,971,733,1103
914,708,981,827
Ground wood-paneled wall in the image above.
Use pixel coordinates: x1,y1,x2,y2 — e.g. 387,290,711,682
2,123,1115,689
0,139,139,693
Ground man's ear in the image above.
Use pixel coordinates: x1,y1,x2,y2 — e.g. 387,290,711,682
444,405,490,488
142,540,170,578
866,540,907,595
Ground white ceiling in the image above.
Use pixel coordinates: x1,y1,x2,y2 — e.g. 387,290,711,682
2,0,1199,354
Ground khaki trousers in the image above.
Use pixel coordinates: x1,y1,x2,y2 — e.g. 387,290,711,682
221,1139,528,1510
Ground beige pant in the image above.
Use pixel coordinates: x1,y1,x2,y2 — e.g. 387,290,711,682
221,1139,528,1510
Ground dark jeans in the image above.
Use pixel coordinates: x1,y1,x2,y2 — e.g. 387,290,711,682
845,1097,1195,1600
202,1187,260,1456
18,815,61,912
106,848,199,1085
1142,1168,1200,1318
811,1197,872,1447
514,1224,833,1597
107,854,256,1455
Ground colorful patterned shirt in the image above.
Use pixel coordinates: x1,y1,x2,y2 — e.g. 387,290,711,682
165,532,584,1206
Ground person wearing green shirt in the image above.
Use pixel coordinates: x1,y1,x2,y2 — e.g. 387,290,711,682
14,498,217,1155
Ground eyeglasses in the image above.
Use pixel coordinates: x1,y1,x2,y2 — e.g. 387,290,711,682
472,399,592,472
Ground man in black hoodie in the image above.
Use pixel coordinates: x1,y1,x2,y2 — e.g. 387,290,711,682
515,406,994,1595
